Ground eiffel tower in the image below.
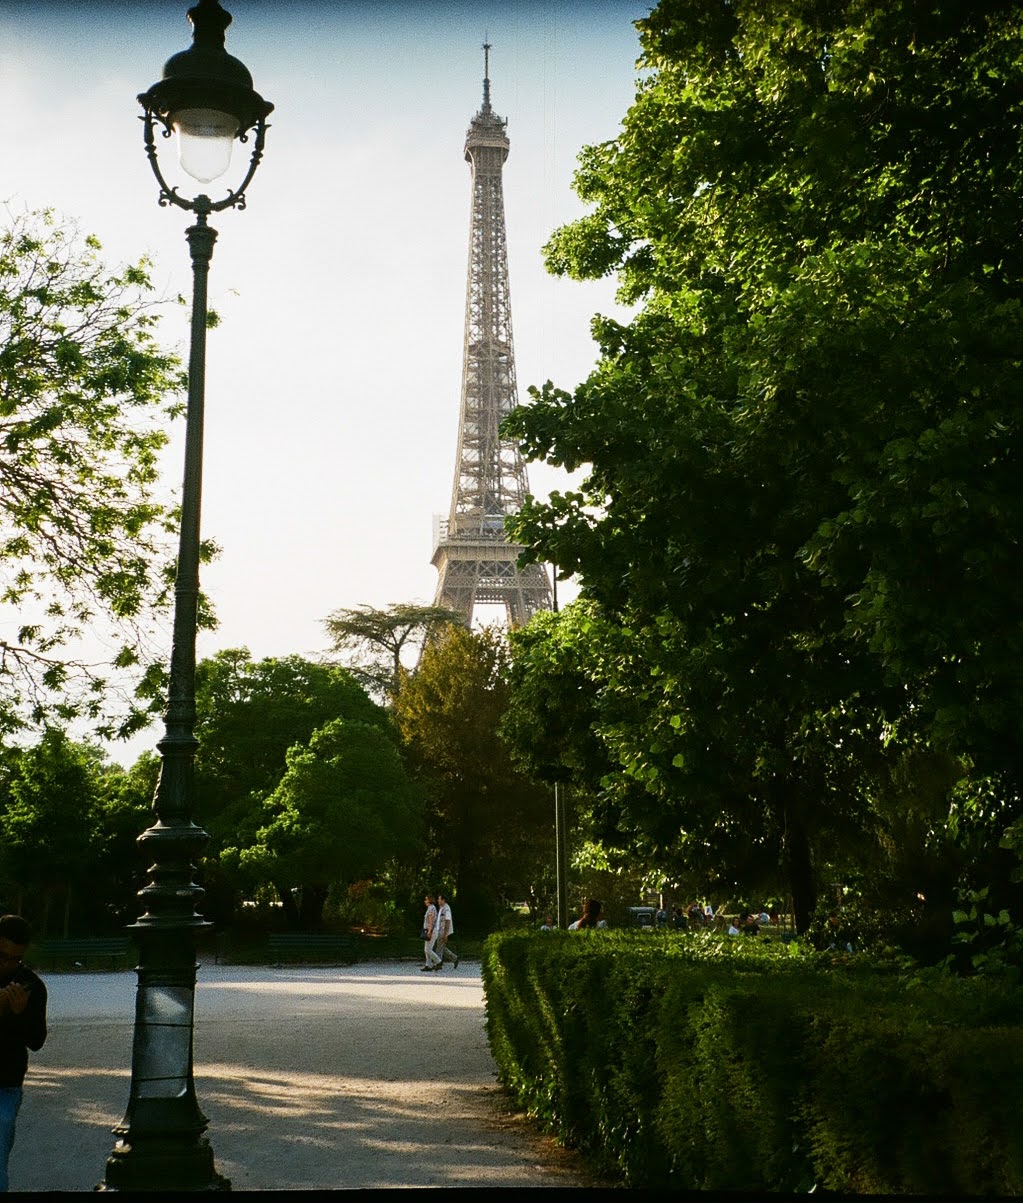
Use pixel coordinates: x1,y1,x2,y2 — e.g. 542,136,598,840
432,45,553,627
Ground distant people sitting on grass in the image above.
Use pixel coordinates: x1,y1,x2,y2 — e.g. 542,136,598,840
539,915,555,931
568,899,607,930
672,907,686,929
827,911,855,953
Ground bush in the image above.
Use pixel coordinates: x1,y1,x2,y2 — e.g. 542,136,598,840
482,929,1023,1192
326,879,406,935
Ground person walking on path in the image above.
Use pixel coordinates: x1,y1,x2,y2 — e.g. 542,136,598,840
435,893,459,968
421,894,442,971
0,915,47,1194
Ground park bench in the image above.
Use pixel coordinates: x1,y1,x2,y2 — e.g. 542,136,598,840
35,936,133,971
268,932,360,965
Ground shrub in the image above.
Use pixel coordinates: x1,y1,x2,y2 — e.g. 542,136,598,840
482,929,1023,1192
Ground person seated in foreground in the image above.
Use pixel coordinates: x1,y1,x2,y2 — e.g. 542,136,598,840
568,899,607,930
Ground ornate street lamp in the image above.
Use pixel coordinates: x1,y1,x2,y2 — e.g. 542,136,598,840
102,1,272,1191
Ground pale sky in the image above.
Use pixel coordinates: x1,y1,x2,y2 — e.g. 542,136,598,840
1,0,647,760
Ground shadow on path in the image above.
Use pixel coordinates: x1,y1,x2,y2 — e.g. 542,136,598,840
12,963,586,1191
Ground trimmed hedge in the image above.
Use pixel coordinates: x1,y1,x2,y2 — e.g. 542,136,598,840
481,929,1023,1192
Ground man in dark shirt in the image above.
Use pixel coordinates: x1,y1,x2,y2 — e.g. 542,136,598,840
0,915,47,1193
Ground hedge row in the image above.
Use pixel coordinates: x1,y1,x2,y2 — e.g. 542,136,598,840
481,929,1023,1192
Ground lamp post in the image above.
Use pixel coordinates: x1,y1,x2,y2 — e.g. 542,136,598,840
101,1,272,1191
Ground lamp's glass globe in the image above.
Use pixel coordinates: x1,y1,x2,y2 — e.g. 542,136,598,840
172,108,239,184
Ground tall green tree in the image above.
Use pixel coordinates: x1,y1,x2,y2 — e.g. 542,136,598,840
504,0,1023,931
0,208,185,736
92,751,161,929
323,603,461,701
236,719,422,929
193,648,385,830
0,740,182,936
393,626,552,929
192,649,392,922
503,603,654,874
0,729,103,935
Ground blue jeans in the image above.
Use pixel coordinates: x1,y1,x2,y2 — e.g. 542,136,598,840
0,1087,22,1193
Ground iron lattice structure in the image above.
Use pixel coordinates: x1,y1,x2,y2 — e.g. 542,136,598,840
432,48,553,627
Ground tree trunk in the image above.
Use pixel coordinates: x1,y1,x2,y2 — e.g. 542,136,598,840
276,881,300,930
299,884,328,931
784,809,817,935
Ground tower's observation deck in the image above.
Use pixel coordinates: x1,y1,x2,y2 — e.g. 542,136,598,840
431,46,552,626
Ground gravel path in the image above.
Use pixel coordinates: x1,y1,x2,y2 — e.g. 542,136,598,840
10,960,589,1191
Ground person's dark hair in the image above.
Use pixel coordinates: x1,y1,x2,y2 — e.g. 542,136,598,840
577,898,603,929
0,914,32,945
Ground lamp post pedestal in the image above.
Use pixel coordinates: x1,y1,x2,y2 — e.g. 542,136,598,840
102,930,225,1192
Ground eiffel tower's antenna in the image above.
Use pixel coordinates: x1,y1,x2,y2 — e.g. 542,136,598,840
482,40,492,112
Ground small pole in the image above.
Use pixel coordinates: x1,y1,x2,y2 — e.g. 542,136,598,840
551,569,569,928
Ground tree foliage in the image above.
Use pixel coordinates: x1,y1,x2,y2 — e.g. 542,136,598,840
0,732,155,936
238,718,422,927
0,729,101,933
0,208,185,735
193,647,385,836
503,0,1023,934
193,648,401,927
323,602,462,700
393,625,552,927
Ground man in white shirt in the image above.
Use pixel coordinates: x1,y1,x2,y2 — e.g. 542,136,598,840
435,893,459,969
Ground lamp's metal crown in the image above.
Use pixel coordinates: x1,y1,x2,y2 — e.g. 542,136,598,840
139,0,273,134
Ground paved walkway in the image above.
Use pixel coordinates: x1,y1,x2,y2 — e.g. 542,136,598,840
11,961,589,1191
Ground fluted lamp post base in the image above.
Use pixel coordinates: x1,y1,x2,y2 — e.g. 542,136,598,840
101,921,227,1192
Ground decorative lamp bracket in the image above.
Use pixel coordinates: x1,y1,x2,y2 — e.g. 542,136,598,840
139,104,269,213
